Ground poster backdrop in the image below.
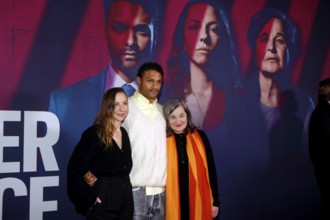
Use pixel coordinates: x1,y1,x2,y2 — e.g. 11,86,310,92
1,0,329,219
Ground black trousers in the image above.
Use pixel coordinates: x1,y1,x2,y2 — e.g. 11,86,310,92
86,176,133,220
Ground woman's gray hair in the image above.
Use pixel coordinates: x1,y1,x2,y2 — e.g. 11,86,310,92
162,98,197,137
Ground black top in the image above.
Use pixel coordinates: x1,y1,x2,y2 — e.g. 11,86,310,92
309,101,330,164
174,130,220,220
308,101,330,214
67,125,132,215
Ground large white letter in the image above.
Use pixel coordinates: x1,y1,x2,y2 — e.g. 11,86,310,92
23,111,60,172
0,110,21,173
29,176,59,220
0,178,27,219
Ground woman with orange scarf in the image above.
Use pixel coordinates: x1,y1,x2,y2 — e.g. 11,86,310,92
163,98,220,220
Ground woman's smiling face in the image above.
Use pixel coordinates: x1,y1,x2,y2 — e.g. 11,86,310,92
168,106,188,134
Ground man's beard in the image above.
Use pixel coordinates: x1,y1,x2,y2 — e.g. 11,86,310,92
122,59,139,69
122,61,139,79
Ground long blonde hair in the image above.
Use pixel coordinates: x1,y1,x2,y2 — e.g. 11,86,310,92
94,87,127,150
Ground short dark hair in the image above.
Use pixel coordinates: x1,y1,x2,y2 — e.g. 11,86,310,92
137,62,164,78
103,0,160,24
318,78,330,104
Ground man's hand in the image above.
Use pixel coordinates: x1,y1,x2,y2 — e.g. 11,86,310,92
84,171,97,187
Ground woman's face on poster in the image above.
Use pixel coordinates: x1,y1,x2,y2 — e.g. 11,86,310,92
183,3,220,66
255,18,288,74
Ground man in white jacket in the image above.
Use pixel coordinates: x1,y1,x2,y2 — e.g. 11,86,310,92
123,62,166,219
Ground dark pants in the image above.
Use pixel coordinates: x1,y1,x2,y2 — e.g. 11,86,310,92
87,176,133,220
315,167,330,220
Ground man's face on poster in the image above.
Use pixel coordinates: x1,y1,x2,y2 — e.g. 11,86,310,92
106,1,152,73
256,18,288,75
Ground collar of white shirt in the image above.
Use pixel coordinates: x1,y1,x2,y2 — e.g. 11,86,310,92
105,62,138,91
131,91,160,118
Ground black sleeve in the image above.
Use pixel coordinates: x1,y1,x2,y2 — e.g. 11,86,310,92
121,126,133,171
308,106,330,166
67,126,99,215
197,130,220,207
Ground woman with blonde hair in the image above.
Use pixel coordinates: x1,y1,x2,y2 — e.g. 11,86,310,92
67,87,133,220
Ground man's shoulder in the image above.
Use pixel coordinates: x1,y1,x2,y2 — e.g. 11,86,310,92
48,68,108,113
127,96,136,105
156,102,163,108
51,68,107,97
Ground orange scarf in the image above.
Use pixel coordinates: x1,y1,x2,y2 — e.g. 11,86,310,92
166,130,213,220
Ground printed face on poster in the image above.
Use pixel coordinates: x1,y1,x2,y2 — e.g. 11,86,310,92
0,0,329,219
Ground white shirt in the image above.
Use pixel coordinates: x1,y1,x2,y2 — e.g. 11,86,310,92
122,92,167,194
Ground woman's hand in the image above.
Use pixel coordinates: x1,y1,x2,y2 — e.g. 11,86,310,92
212,206,219,218
95,197,102,204
84,171,97,187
